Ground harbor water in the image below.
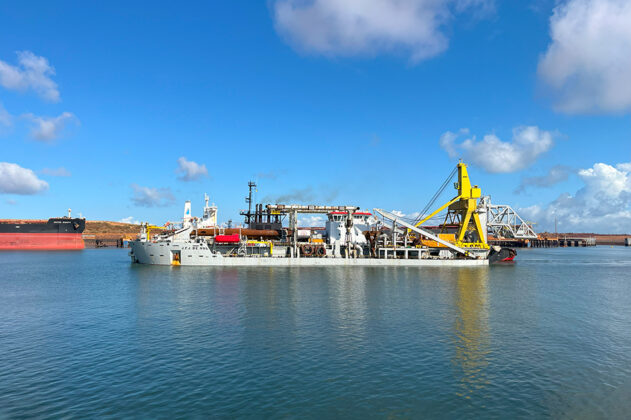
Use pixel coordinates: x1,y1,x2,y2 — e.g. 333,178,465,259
1,247,631,418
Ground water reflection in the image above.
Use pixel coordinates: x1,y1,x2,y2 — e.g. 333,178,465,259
328,267,368,343
451,268,491,399
239,267,301,356
133,265,244,329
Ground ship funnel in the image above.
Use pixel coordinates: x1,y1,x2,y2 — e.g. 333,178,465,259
183,200,192,227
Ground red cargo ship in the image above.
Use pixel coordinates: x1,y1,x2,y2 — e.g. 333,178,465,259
0,214,86,250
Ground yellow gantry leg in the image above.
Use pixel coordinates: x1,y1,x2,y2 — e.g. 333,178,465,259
457,209,473,243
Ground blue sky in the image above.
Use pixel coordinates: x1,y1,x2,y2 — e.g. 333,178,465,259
1,0,630,232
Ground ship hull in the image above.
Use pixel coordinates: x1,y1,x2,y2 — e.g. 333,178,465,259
0,232,85,250
129,240,488,267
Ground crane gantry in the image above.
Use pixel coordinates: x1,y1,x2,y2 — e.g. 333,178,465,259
413,162,489,250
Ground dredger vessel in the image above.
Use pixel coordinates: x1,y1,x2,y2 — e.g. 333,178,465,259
130,163,521,266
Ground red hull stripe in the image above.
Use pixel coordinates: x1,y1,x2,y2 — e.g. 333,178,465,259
0,233,84,250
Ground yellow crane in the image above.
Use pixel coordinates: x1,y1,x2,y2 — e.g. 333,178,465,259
143,223,169,241
414,162,488,250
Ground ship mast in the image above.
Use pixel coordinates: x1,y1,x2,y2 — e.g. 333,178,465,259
245,181,256,225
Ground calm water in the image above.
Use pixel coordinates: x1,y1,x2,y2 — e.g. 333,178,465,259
1,247,631,418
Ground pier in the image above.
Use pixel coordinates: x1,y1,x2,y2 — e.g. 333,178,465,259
558,237,596,247
80,221,142,248
82,234,127,248
488,238,560,248
489,235,598,248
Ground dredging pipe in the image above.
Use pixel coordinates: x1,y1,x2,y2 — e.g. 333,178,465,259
192,228,281,238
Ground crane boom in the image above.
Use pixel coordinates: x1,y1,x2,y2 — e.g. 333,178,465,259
373,208,467,255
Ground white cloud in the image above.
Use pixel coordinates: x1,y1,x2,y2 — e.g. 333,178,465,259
439,126,555,173
439,128,469,159
520,161,631,233
176,157,208,181
119,216,140,225
298,215,326,227
0,162,49,195
273,0,494,62
515,165,572,193
538,0,631,113
40,167,71,177
24,112,78,141
390,209,423,221
0,51,60,102
6,199,18,205
391,210,419,218
130,184,175,207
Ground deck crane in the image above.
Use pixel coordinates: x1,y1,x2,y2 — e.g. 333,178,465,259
138,223,169,241
413,162,489,250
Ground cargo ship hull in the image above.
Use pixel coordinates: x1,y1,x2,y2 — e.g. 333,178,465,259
0,218,86,251
0,233,84,250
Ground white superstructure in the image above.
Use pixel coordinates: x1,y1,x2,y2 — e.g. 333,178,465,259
198,194,218,228
325,212,373,245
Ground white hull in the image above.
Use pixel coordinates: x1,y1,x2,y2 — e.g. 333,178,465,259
129,240,489,267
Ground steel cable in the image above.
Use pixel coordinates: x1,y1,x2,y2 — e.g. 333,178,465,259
413,166,458,225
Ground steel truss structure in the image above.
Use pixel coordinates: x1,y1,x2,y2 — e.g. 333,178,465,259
484,198,537,239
